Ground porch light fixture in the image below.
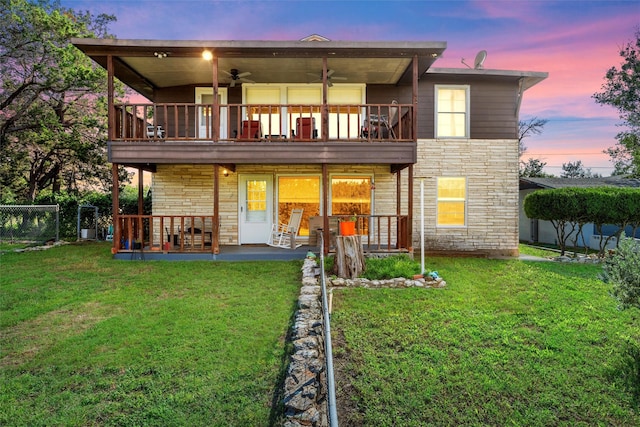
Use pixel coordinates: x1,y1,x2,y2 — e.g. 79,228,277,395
202,50,213,61
223,169,229,177
154,51,168,58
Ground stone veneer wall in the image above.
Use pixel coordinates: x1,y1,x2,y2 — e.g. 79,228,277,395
150,138,519,257
412,138,520,257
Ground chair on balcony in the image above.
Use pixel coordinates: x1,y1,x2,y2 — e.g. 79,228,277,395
239,120,262,140
361,100,398,139
267,208,304,249
146,125,165,139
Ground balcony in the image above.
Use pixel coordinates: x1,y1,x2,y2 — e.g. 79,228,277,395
110,102,416,167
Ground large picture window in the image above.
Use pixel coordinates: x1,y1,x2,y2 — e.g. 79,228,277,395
331,176,372,217
437,177,466,227
435,85,469,138
277,176,320,236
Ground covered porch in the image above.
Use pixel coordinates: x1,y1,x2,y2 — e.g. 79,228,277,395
113,212,412,258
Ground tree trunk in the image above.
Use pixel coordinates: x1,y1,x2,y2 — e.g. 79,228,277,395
334,235,366,279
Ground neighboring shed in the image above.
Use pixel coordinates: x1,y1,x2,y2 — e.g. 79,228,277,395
519,176,640,248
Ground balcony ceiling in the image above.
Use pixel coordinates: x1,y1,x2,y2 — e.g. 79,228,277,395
73,38,447,100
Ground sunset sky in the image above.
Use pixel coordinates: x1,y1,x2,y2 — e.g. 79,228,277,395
61,0,639,176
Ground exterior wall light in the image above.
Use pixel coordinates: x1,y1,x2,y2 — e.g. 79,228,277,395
202,50,213,61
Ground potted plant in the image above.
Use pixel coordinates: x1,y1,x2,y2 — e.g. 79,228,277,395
339,215,357,236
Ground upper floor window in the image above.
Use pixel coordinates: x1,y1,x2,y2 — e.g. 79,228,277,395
437,177,466,227
435,85,469,138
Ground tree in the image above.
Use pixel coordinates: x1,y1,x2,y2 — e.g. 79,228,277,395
520,158,553,178
518,117,548,157
561,160,602,178
593,30,640,177
518,117,549,177
0,0,122,202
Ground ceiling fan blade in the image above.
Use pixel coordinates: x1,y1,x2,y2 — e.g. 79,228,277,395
240,78,255,84
237,71,252,78
230,80,236,88
327,80,333,87
221,69,232,77
327,69,335,77
331,76,348,81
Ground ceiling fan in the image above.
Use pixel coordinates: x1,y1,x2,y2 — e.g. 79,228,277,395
307,69,347,87
222,69,255,87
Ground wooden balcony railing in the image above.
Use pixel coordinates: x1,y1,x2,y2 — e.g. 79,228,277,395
116,215,219,254
113,214,409,255
331,215,409,252
113,103,413,142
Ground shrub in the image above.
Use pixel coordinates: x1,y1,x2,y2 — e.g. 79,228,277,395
361,254,421,280
612,336,640,405
600,235,640,310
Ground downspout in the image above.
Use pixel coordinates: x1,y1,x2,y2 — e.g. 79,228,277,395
515,77,525,118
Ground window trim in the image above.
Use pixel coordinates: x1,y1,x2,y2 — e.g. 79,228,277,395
436,176,467,228
434,85,470,138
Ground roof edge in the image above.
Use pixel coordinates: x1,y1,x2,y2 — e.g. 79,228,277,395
427,67,548,90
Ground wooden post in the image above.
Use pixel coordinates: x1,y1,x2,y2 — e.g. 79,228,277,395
334,235,365,279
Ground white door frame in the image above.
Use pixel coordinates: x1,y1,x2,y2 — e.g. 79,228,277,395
195,87,228,139
238,174,273,244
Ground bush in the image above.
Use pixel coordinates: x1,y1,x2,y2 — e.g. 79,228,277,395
361,254,421,280
600,235,640,310
612,336,640,405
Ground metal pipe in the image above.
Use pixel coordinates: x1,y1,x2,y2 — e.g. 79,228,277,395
318,229,339,426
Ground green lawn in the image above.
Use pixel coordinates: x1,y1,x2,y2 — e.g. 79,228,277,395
332,256,640,426
0,242,301,426
4,243,639,426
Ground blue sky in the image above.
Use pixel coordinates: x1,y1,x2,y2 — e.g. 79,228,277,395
62,0,640,176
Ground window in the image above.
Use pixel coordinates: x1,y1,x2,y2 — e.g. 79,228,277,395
437,177,466,226
277,176,320,236
331,176,372,217
435,85,469,138
245,87,281,136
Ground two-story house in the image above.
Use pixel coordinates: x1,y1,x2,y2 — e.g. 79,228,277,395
72,35,547,259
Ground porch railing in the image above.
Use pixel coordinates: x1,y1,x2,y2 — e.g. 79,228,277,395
116,215,219,254
113,214,409,255
330,215,409,252
112,103,413,142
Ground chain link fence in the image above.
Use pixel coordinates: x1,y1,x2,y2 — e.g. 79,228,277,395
0,205,59,244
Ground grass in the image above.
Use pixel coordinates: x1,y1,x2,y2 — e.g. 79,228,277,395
332,256,640,426
0,242,301,426
518,242,560,258
5,243,640,426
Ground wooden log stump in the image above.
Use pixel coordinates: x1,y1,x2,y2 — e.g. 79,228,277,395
334,235,366,279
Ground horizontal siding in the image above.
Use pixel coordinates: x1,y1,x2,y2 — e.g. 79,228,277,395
418,75,520,140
